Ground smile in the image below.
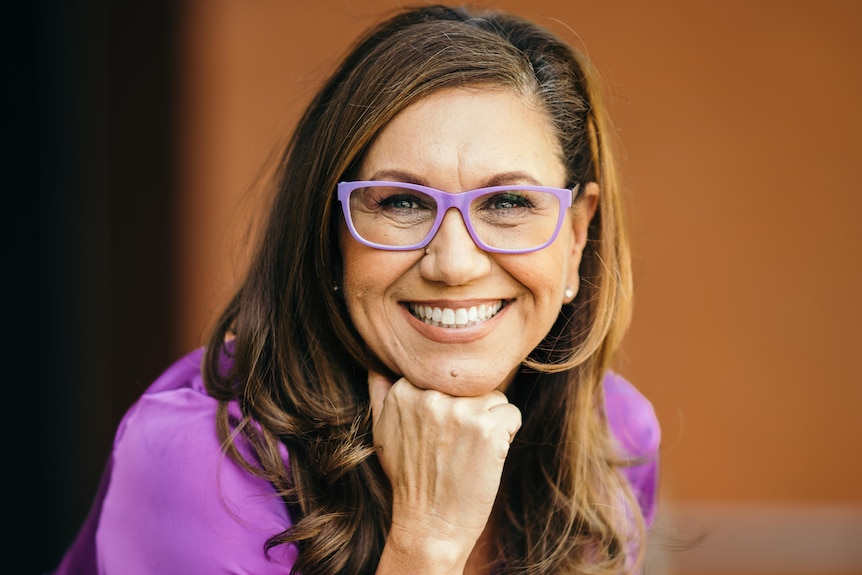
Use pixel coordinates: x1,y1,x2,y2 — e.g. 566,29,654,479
407,301,504,328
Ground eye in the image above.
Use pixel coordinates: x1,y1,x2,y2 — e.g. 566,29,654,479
358,186,437,227
352,185,434,213
379,193,425,210
483,192,534,210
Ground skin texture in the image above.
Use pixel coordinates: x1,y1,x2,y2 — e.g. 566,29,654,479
341,87,598,397
340,87,599,574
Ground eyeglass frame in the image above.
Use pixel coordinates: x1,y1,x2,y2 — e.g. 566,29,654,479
337,180,580,254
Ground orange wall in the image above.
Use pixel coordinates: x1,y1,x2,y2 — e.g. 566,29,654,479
176,0,862,570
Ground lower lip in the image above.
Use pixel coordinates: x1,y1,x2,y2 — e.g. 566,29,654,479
401,304,505,344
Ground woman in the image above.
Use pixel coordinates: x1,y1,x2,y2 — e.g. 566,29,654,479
54,4,659,574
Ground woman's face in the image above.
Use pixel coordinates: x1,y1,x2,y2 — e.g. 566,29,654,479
339,87,597,396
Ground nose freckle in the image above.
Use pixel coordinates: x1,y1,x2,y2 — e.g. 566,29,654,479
450,369,459,378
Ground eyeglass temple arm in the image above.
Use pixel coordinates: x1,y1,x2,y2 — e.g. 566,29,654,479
571,183,581,203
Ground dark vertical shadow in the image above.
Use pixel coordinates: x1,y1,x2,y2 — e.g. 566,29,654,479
36,0,178,571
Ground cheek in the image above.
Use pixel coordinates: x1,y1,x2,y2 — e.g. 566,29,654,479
339,233,376,324
340,225,376,291
516,247,572,295
339,233,417,315
341,244,378,310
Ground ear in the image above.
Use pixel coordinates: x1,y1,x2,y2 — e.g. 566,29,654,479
572,182,599,251
564,182,600,298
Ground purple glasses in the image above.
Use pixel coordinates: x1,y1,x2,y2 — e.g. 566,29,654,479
337,180,578,254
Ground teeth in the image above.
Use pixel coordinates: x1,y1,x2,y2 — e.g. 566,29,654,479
409,301,503,328
454,308,468,326
442,308,455,325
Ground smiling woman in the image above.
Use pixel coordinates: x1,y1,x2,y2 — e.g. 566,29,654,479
52,4,659,575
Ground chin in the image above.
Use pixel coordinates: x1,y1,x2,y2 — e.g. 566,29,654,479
402,363,519,397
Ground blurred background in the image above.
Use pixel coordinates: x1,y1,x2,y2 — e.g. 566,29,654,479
31,0,861,573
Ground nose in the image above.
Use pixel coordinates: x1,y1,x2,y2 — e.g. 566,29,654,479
419,208,491,285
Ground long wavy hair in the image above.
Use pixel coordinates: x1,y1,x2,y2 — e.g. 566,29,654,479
203,4,639,574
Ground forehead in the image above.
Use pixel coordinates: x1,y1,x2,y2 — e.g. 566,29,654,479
359,87,565,188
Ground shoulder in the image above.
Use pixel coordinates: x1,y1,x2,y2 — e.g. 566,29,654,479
603,371,660,460
96,348,297,574
112,347,221,448
602,371,661,527
108,348,224,474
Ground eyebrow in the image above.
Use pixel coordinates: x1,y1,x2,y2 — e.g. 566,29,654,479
364,169,546,189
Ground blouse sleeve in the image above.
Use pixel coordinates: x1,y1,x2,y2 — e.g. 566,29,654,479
603,371,661,528
93,354,298,574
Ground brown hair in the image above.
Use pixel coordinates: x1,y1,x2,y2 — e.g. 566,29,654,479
203,4,639,574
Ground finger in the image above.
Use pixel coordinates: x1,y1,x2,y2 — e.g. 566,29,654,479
479,389,513,410
367,369,394,425
489,402,522,444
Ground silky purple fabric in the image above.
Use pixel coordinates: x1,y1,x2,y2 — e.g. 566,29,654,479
53,348,659,574
605,371,661,528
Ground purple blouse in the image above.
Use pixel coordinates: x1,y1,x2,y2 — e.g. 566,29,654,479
53,348,659,574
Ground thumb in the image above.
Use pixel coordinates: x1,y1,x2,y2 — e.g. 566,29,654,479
367,369,394,427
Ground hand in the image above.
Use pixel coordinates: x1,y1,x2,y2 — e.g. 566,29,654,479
368,370,522,573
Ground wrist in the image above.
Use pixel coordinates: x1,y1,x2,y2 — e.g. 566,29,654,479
377,526,473,575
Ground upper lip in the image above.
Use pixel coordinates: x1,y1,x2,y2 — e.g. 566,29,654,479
401,298,507,307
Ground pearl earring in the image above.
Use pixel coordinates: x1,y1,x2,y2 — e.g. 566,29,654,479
564,286,575,300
